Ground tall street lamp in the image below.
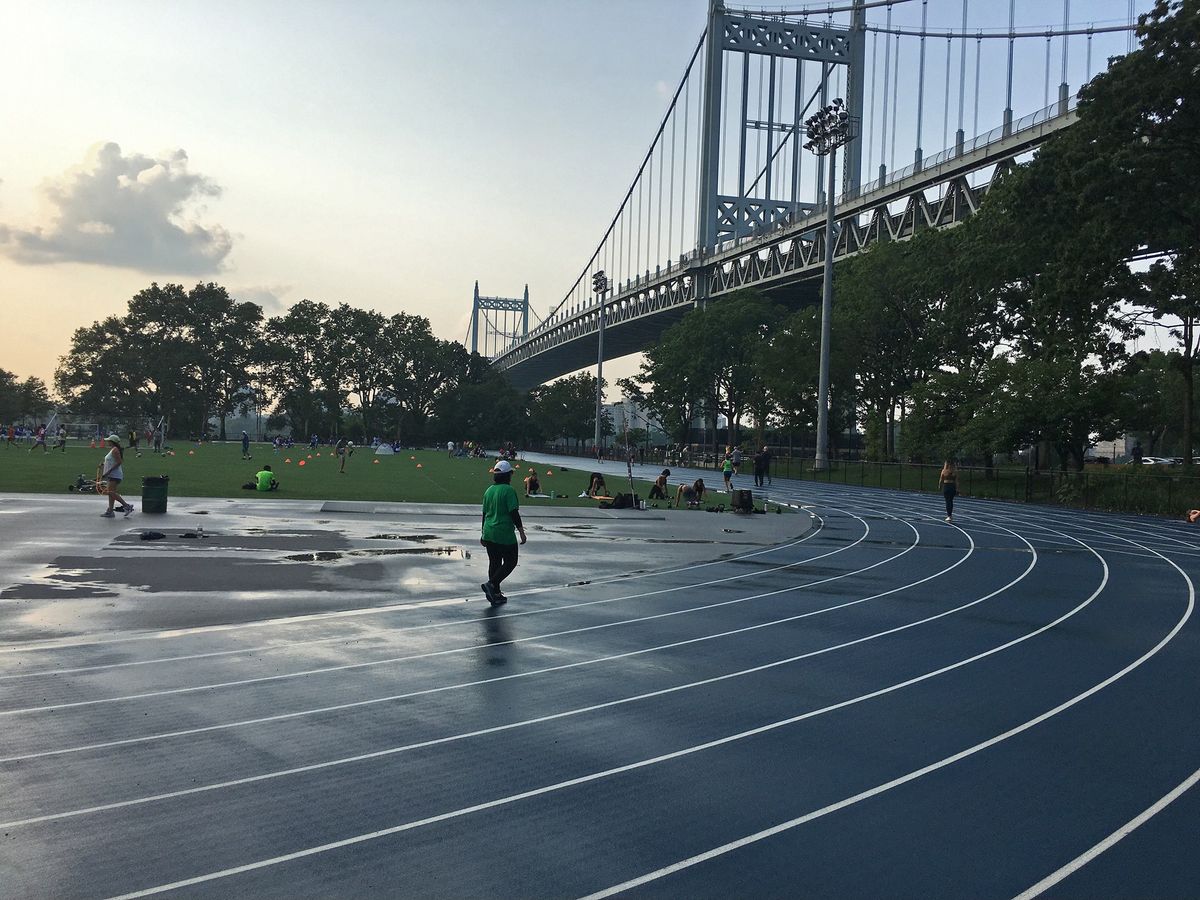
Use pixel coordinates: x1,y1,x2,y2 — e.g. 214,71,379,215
803,97,857,472
592,270,609,456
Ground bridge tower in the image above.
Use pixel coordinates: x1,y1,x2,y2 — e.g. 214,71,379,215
470,282,530,359
696,0,866,260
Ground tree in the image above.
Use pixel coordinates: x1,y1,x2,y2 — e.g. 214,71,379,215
1042,0,1199,461
263,300,345,438
0,370,53,422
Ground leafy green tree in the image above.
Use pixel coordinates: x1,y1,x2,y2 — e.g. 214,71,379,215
264,300,346,438
1033,0,1199,461
0,369,53,422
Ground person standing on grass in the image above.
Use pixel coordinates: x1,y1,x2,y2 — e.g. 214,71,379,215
241,430,252,460
480,460,526,606
100,434,134,518
939,459,958,523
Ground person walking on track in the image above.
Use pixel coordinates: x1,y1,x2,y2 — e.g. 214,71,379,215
480,460,526,606
939,459,958,523
100,434,135,518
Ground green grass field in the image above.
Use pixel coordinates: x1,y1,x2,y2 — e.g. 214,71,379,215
0,441,685,508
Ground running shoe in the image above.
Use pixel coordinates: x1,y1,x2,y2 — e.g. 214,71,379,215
123,504,135,517
100,510,115,518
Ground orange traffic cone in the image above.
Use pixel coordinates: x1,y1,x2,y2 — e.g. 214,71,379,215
416,463,423,469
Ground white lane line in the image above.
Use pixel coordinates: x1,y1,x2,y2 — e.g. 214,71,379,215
0,515,824,656
1012,765,1200,900
0,519,988,815
0,512,890,715
105,524,1104,900
579,516,1194,900
1,516,940,758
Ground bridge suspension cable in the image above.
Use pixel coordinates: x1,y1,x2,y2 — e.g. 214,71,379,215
544,30,708,324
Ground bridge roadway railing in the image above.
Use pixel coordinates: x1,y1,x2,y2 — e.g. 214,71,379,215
495,96,1077,385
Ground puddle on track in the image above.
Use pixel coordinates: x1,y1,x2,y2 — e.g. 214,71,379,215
285,547,465,562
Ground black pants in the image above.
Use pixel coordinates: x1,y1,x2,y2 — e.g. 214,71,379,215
943,486,957,516
484,540,519,589
649,484,667,500
753,469,765,487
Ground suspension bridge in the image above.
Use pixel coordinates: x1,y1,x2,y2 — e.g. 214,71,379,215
470,0,1146,391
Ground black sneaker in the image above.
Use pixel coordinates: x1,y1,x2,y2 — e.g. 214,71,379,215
481,582,497,604
493,589,508,605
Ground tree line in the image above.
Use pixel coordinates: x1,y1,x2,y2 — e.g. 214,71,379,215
625,0,1196,471
49,282,621,447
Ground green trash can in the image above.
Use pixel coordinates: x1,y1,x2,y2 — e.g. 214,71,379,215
142,475,169,514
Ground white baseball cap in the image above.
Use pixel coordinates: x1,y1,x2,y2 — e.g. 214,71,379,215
491,460,513,474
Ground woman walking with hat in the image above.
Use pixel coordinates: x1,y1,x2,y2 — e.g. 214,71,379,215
100,434,135,518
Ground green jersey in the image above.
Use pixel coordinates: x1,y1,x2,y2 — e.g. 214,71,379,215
256,470,274,491
482,483,520,544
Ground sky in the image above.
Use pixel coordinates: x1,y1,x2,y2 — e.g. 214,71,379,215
0,0,1151,396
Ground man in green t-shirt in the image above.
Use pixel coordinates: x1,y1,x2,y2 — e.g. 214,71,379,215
256,465,279,492
480,459,526,606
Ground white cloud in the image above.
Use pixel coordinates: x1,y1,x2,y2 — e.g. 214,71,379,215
0,142,232,274
233,284,291,314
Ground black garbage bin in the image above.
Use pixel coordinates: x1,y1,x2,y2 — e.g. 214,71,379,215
142,475,169,514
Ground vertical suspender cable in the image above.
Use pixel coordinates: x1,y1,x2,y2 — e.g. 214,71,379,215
890,33,900,173
1086,26,1093,80
957,0,968,135
721,60,730,192
1127,0,1135,53
636,175,642,279
973,33,981,136
668,110,676,265
915,0,928,163
942,37,951,150
796,59,805,199
619,207,628,289
878,3,892,179
766,55,776,201
1005,0,1015,133
658,114,664,268
756,55,764,196
738,52,750,204
1061,0,1070,88
649,143,655,272
867,30,878,178
791,58,803,208
682,75,690,255
695,61,704,247
1044,34,1052,108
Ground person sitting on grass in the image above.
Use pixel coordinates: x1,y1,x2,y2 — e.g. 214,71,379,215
524,469,541,496
675,478,706,509
243,464,279,492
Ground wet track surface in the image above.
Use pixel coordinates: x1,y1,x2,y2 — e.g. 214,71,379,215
1,466,1198,898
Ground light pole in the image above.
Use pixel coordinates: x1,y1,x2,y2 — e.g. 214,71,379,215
803,97,857,472
592,270,609,457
